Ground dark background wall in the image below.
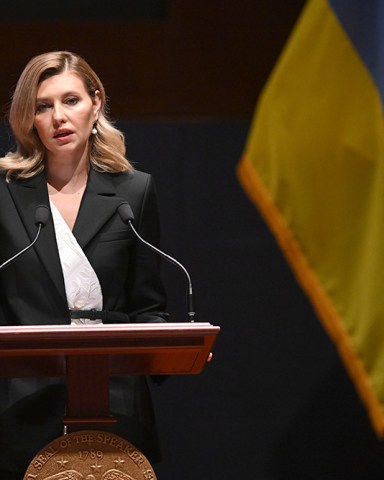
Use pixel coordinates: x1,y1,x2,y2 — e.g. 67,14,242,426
0,0,304,119
2,1,384,478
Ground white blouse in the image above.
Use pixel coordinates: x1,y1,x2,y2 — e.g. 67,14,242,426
49,200,103,324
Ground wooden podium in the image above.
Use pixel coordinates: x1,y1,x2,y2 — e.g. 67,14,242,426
0,322,220,431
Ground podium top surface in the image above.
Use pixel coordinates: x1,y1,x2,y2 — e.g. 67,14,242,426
0,322,220,376
0,321,217,335
0,322,220,356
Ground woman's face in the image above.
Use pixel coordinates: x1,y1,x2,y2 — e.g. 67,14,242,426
33,70,101,162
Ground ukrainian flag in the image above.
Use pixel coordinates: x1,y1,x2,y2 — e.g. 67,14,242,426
237,0,384,435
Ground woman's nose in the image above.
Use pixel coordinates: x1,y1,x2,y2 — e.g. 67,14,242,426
52,103,66,124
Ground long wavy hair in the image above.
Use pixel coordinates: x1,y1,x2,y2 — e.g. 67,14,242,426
1,51,133,180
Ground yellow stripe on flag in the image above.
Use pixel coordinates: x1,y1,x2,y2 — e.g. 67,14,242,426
237,0,384,435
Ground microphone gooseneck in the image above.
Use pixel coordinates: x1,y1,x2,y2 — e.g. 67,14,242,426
0,204,49,272
118,202,196,322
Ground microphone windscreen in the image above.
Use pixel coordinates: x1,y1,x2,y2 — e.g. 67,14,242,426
35,204,50,227
118,202,135,224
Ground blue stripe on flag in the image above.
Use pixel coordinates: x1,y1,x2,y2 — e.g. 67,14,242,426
328,0,384,106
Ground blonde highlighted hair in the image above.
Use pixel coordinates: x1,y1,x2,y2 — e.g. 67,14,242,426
1,51,133,179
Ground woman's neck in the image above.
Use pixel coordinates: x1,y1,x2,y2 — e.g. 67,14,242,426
45,154,90,193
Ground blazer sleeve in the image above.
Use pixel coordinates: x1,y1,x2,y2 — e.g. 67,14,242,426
125,174,169,323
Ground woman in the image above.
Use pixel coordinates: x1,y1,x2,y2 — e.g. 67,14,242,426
0,51,168,479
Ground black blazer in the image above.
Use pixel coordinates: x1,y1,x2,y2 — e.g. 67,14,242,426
0,168,168,472
0,167,168,325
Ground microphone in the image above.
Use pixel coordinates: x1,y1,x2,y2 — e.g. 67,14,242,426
0,204,50,272
118,201,196,322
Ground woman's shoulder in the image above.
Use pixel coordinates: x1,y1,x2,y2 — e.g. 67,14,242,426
106,168,154,191
121,168,152,183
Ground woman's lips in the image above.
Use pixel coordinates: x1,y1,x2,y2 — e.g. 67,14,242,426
53,129,73,139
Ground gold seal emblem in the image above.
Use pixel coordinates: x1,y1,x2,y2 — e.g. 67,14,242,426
23,430,157,480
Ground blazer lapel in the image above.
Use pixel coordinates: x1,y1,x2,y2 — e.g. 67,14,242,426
7,169,125,304
7,172,68,307
73,168,125,248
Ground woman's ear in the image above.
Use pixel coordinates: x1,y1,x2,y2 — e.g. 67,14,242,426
93,90,102,119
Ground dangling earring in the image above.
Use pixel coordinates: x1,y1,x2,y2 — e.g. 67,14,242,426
91,123,98,135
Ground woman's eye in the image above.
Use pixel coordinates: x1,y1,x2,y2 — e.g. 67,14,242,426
66,97,79,105
35,103,50,114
